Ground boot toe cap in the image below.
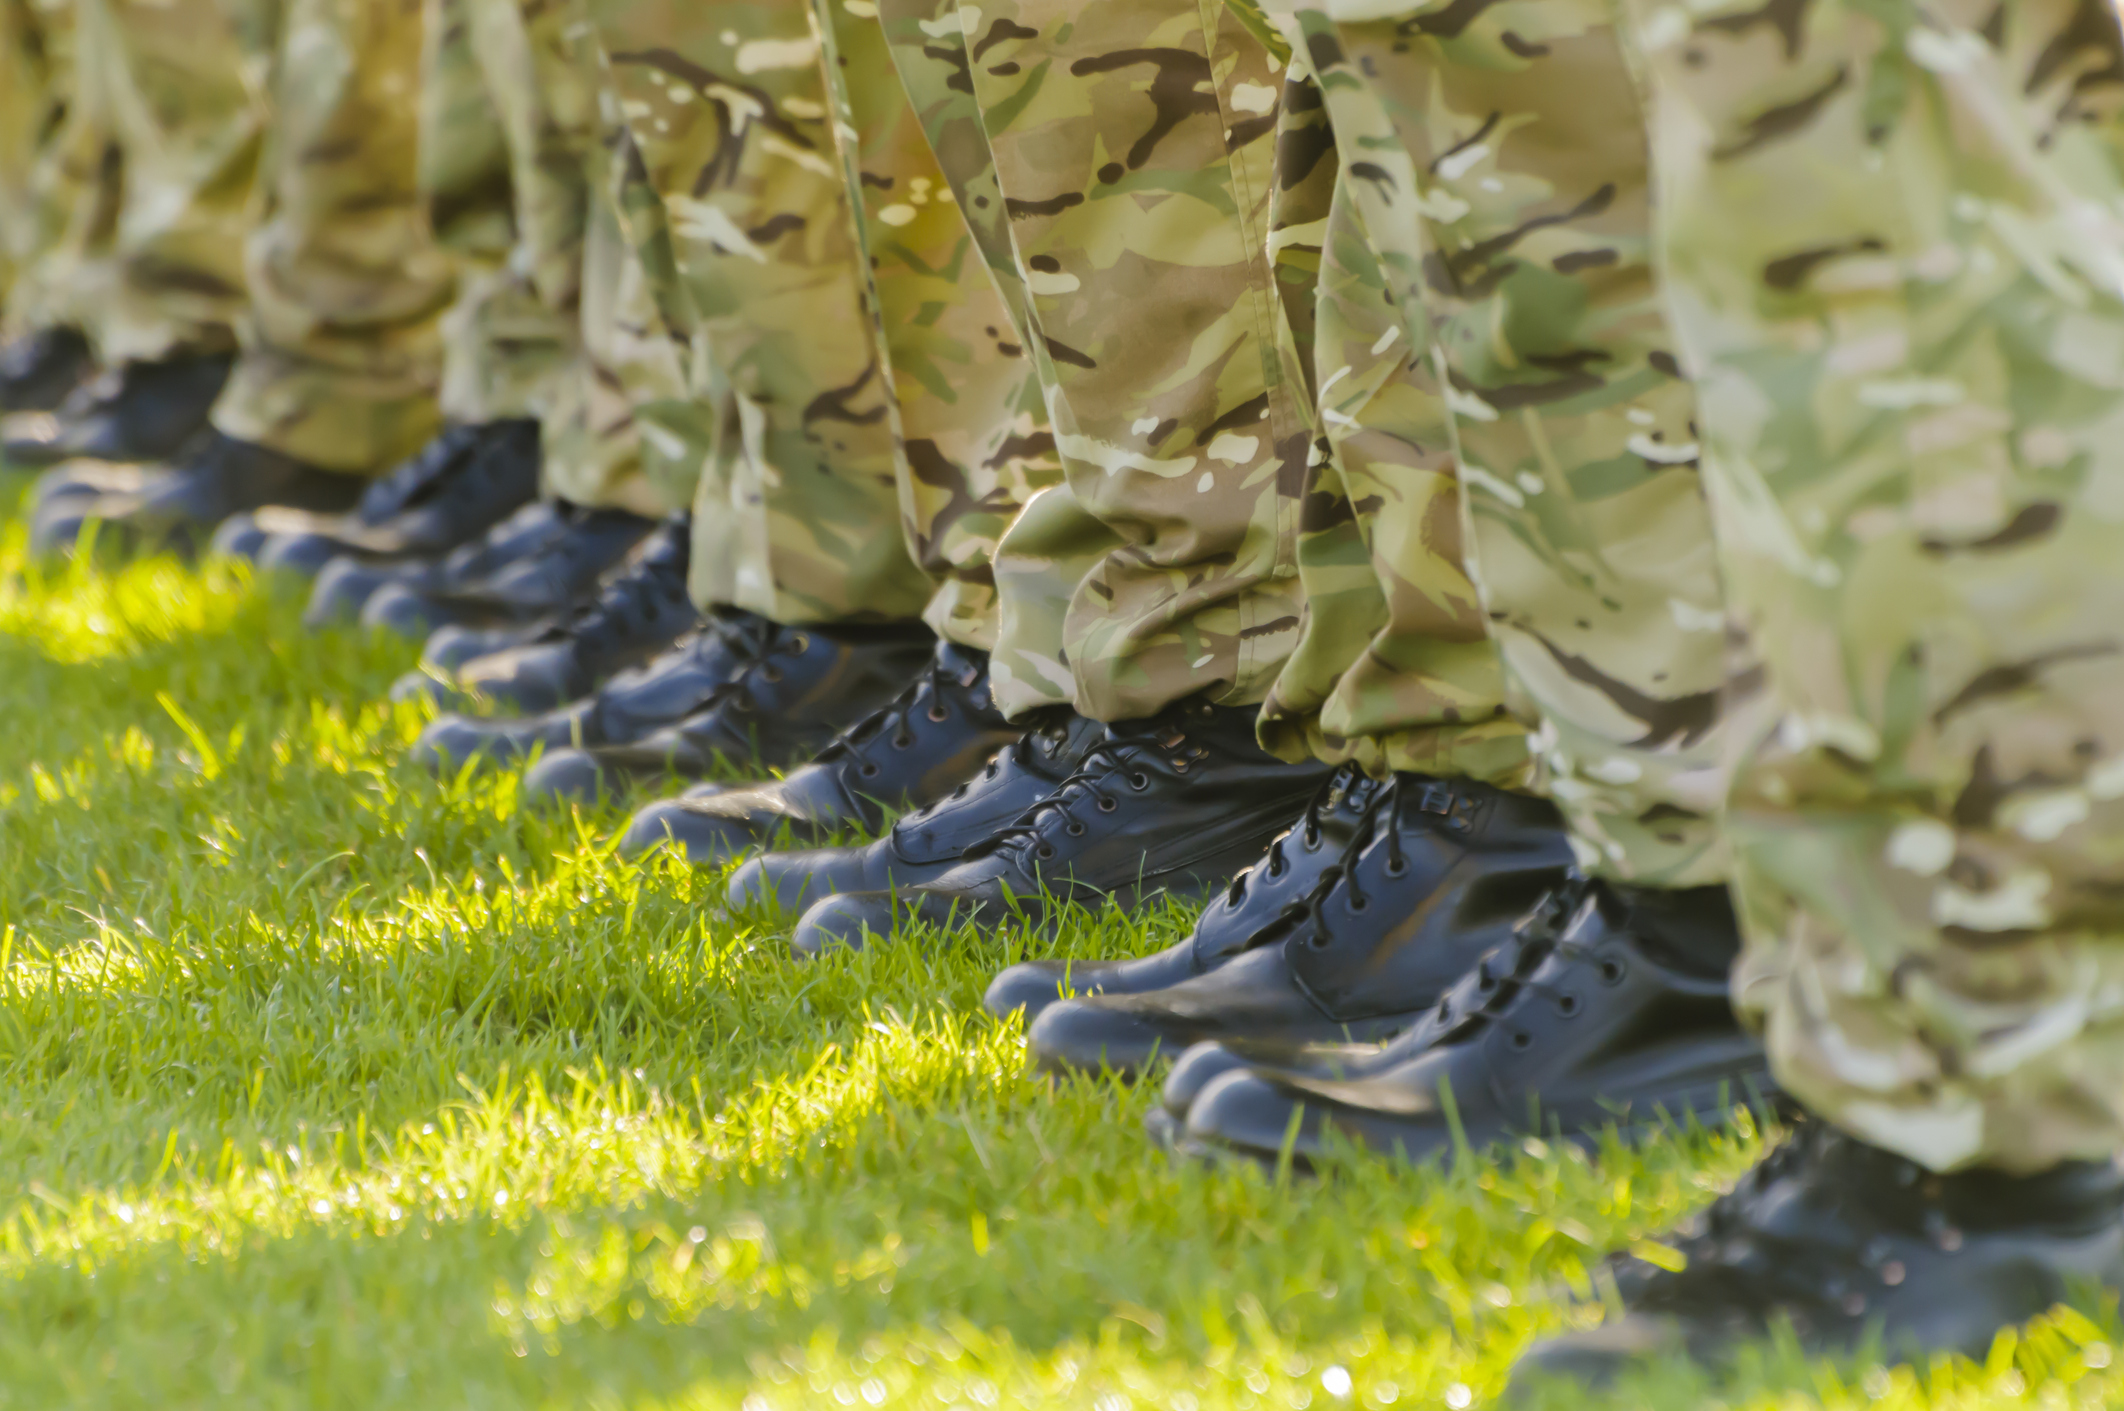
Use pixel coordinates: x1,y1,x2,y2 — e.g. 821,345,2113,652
1160,1042,1253,1122
456,644,577,714
412,715,523,774
724,847,856,911
521,749,621,809
256,531,344,578
982,960,1086,1020
617,797,721,860
305,558,397,627
360,583,446,639
1025,998,1173,1078
1181,1069,1326,1161
210,512,271,562
791,891,901,959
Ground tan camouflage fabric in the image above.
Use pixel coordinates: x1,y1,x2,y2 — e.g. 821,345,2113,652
0,0,108,339
872,0,1110,713
1253,46,1528,785
896,0,1313,721
1317,0,1733,886
53,0,259,365
584,0,935,625
1621,0,2124,1173
0,0,71,305
210,0,457,475
809,0,1065,655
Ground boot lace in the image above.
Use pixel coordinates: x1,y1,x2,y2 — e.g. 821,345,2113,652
552,519,690,641
975,706,1211,862
356,423,488,520
1217,763,1377,910
887,710,1078,842
805,648,982,783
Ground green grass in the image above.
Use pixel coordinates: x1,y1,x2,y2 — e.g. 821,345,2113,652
0,469,2117,1409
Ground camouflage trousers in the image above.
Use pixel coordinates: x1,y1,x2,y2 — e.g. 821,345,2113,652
584,0,936,627
0,0,73,308
1298,0,1733,886
209,0,458,475
879,0,1312,721
1621,0,2124,1173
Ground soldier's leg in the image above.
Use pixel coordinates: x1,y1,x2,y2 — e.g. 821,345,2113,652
1514,0,2124,1389
0,0,95,411
209,0,458,477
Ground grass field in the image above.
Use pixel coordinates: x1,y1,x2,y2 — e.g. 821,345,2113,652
0,469,2118,1410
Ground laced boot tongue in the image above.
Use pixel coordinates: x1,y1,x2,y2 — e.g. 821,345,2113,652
358,423,484,519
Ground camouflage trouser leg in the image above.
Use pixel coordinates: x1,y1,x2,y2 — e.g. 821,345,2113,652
539,66,693,518
1318,0,1731,886
587,0,933,625
3,0,120,341
1622,0,2124,1172
210,0,457,475
918,0,1310,721
0,0,62,300
63,0,258,365
808,0,1063,653
873,0,1115,712
1250,44,1527,783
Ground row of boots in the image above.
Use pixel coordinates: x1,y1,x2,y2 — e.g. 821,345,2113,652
6,340,2119,1397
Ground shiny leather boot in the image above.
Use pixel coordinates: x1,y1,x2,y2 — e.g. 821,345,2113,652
719,710,1105,905
1023,774,1574,1077
356,502,654,638
789,702,1337,959
32,431,368,558
1176,880,1774,1166
395,513,696,713
518,619,936,805
983,764,1385,1023
212,420,540,576
2,351,231,467
306,499,576,628
1508,1124,2124,1399
617,641,1018,863
0,327,92,412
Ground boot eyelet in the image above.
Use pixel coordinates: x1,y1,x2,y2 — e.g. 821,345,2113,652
1509,1031,1533,1050
1096,796,1119,813
1599,959,1626,985
1066,822,1086,837
1128,772,1150,791
859,763,882,778
892,734,916,750
1348,897,1369,913
1555,994,1579,1016
1384,858,1408,878
1037,844,1057,860
787,634,810,653
928,705,950,723
759,666,783,684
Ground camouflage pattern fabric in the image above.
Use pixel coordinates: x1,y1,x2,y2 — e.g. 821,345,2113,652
56,0,259,366
0,0,73,305
1,0,120,343
584,0,934,625
901,0,1312,722
1621,0,2124,1173
808,0,1065,654
1253,47,1528,785
1318,0,1733,886
872,0,1112,714
210,0,458,475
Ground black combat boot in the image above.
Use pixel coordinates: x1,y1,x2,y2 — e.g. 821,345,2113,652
356,502,655,638
393,513,696,713
1507,1123,2124,1401
31,431,368,558
788,701,1337,959
306,498,577,627
211,420,540,575
717,709,1106,905
615,641,1019,862
0,326,92,412
1022,774,1574,1078
517,619,937,805
982,764,1385,1023
2,351,231,467
1174,880,1774,1166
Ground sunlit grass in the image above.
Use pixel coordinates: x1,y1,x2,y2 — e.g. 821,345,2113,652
0,471,2118,1408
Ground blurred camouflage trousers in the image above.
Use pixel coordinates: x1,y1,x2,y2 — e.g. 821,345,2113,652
209,0,457,474
809,0,1067,660
880,0,1312,722
1624,0,2124,1173
586,0,936,626
1303,0,1733,887
0,0,76,312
